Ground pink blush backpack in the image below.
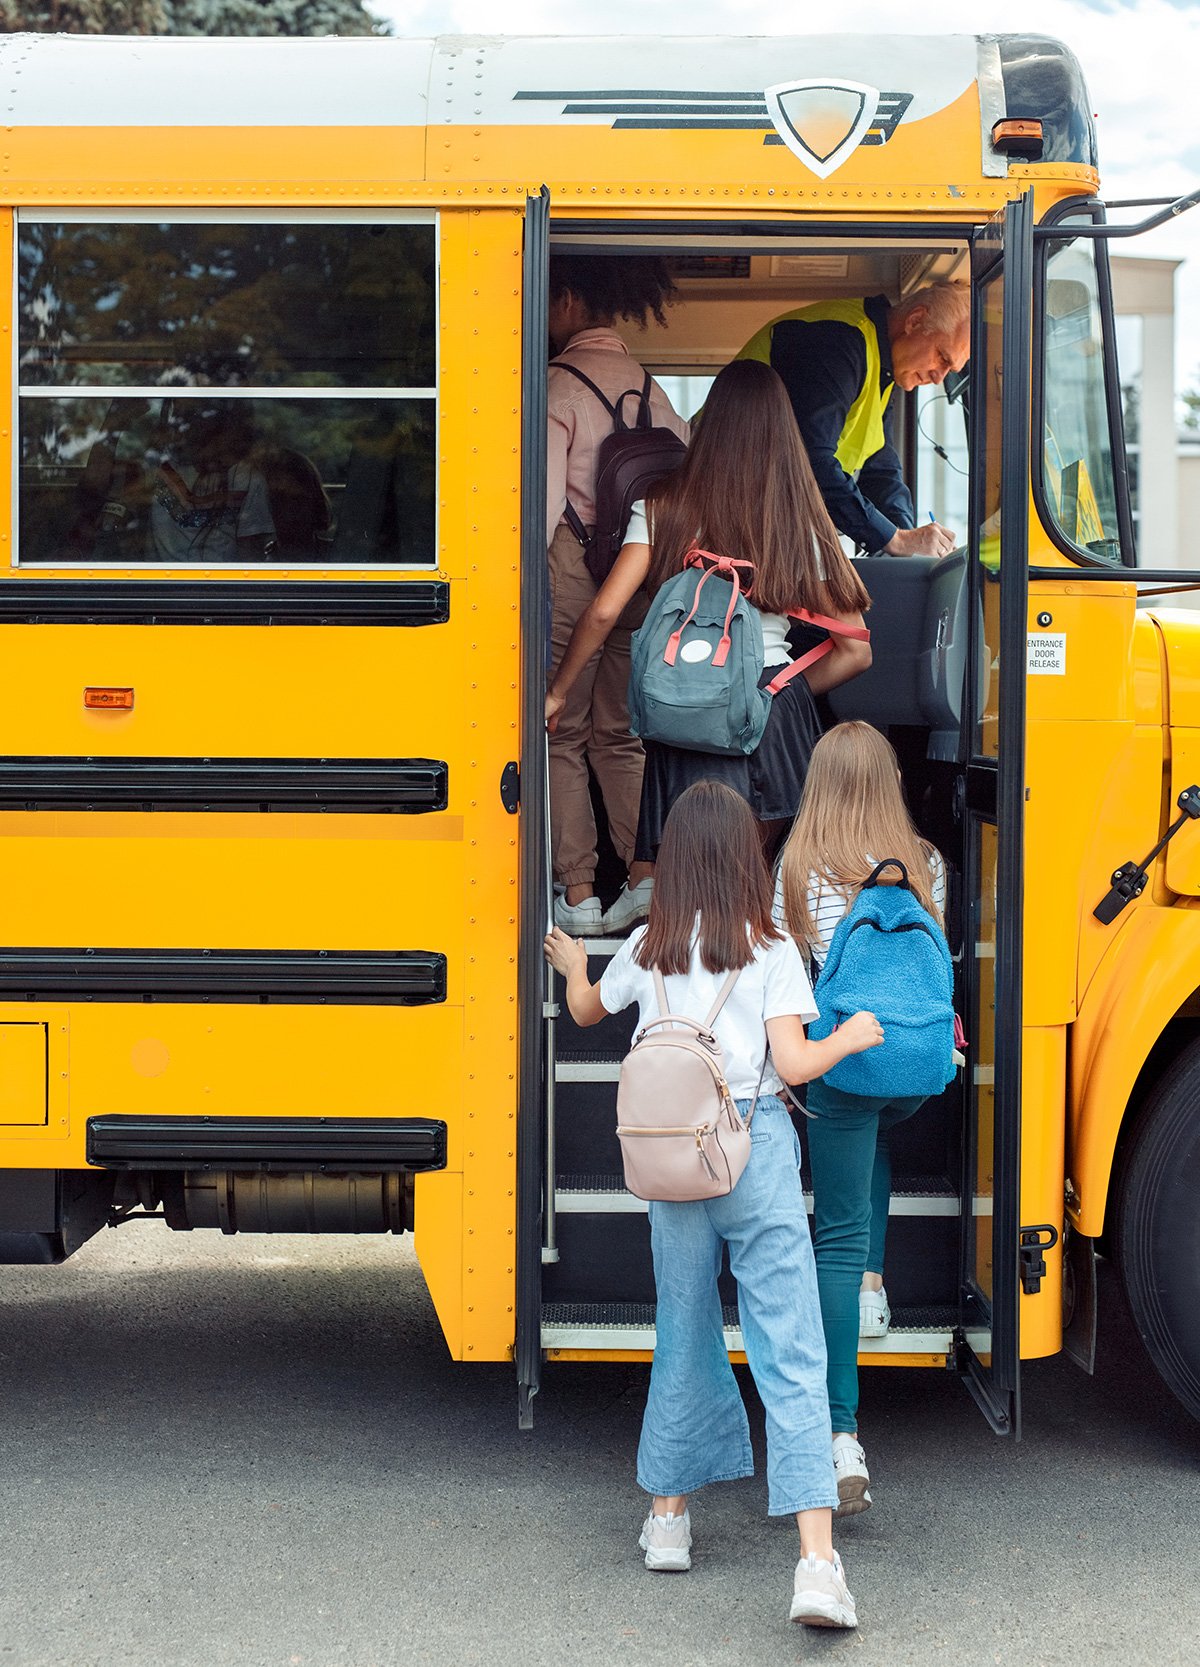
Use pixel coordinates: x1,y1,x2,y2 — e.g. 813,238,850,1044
615,967,765,1202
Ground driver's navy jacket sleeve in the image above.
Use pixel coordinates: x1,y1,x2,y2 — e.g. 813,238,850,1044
769,318,914,553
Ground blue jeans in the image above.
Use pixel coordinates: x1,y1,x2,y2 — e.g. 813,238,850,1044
805,1079,927,1435
636,1095,838,1517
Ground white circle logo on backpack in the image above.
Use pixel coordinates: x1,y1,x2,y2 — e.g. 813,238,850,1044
680,640,713,663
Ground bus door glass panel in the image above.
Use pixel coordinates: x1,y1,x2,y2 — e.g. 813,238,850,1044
1040,212,1125,564
16,219,437,566
960,194,1032,1435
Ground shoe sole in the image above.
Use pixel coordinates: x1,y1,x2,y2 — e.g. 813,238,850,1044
858,1320,890,1338
554,918,607,938
835,1478,872,1517
638,1539,691,1573
789,1596,858,1628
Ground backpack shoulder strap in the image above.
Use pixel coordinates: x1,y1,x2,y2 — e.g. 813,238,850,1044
702,967,742,1029
549,360,620,420
561,499,591,549
763,610,871,697
613,367,654,431
651,964,740,1033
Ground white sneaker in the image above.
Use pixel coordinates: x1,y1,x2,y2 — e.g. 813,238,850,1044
553,893,605,937
602,877,654,935
638,1508,692,1572
832,1434,872,1517
859,1284,891,1338
789,1551,858,1628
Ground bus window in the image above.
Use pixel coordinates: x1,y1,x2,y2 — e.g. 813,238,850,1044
1039,224,1122,564
16,219,437,566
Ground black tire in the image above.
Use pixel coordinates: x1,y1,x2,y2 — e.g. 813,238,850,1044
1115,1035,1200,1421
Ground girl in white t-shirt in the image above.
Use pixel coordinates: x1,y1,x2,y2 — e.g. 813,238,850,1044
776,720,949,1521
544,778,881,1630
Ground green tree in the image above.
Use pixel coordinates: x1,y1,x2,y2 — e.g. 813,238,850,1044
1182,374,1200,435
0,1,164,27
0,0,384,33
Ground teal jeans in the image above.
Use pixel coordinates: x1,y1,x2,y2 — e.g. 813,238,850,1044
805,1079,926,1435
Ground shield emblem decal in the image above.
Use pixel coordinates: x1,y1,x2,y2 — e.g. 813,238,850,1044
765,79,881,178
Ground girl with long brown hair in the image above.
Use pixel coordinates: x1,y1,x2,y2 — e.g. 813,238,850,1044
545,358,871,879
544,780,882,1629
776,721,948,1519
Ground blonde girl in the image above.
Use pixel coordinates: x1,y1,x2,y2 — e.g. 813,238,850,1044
776,721,947,1518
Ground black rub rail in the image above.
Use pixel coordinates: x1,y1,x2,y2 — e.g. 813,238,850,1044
0,948,446,1004
0,580,449,626
87,1114,448,1172
0,757,448,813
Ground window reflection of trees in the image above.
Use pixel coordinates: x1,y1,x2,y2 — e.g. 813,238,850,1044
17,221,437,565
19,222,435,388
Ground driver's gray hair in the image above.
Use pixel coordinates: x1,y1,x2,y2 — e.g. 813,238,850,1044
895,281,970,339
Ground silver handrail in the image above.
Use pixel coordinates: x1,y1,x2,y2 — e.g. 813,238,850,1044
541,756,560,1264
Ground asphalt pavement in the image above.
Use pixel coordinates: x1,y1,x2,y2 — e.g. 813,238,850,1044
1,1224,1198,1667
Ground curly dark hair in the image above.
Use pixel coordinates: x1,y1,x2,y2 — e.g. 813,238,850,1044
548,254,678,329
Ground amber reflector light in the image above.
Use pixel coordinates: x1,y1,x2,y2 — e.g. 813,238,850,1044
84,688,134,710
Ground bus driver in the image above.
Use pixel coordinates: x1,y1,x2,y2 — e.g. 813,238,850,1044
736,283,970,559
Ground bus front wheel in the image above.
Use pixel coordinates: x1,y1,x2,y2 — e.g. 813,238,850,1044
1115,1035,1200,1422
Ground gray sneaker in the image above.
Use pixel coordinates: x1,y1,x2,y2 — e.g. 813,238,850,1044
789,1551,858,1628
638,1508,692,1572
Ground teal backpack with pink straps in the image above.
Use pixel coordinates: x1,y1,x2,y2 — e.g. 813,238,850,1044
628,549,868,757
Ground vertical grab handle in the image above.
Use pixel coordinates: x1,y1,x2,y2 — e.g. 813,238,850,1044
542,756,560,1264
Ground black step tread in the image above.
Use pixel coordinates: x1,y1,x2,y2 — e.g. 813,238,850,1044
542,1300,957,1331
555,1171,957,1198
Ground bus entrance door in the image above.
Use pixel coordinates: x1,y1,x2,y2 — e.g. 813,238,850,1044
958,193,1033,1435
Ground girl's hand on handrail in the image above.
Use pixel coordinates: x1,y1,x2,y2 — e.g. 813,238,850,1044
544,926,608,1026
543,924,587,978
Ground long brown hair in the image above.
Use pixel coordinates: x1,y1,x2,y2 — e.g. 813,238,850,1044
778,721,943,955
635,780,781,975
644,358,870,618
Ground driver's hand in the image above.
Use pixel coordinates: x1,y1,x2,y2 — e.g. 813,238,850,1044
885,522,956,558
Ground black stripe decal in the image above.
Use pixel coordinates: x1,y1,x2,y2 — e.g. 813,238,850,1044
87,1115,448,1172
0,949,446,1004
562,102,768,116
0,757,448,814
0,581,449,626
513,88,767,100
612,117,771,130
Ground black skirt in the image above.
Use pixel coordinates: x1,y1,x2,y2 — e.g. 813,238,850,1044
633,646,825,862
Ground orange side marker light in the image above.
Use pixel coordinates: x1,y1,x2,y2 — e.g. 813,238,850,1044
991,118,1044,158
84,687,134,710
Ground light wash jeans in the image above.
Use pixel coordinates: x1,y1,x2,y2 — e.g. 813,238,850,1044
636,1095,838,1517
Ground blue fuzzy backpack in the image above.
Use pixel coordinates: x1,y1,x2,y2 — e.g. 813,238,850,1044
808,859,955,1099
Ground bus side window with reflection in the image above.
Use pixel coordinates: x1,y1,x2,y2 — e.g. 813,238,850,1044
20,218,438,568
1042,245,1122,562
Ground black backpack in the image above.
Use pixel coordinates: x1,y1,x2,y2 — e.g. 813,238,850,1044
551,361,688,586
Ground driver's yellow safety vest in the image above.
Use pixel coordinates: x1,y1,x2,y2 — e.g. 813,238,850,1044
738,298,893,476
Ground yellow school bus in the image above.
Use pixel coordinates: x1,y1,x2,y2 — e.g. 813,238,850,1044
1,31,1197,1436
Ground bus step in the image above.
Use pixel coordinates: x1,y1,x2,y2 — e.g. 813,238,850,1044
554,1173,960,1216
555,1053,621,1083
540,1300,958,1357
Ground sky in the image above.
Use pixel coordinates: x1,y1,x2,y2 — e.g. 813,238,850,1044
369,0,1200,407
